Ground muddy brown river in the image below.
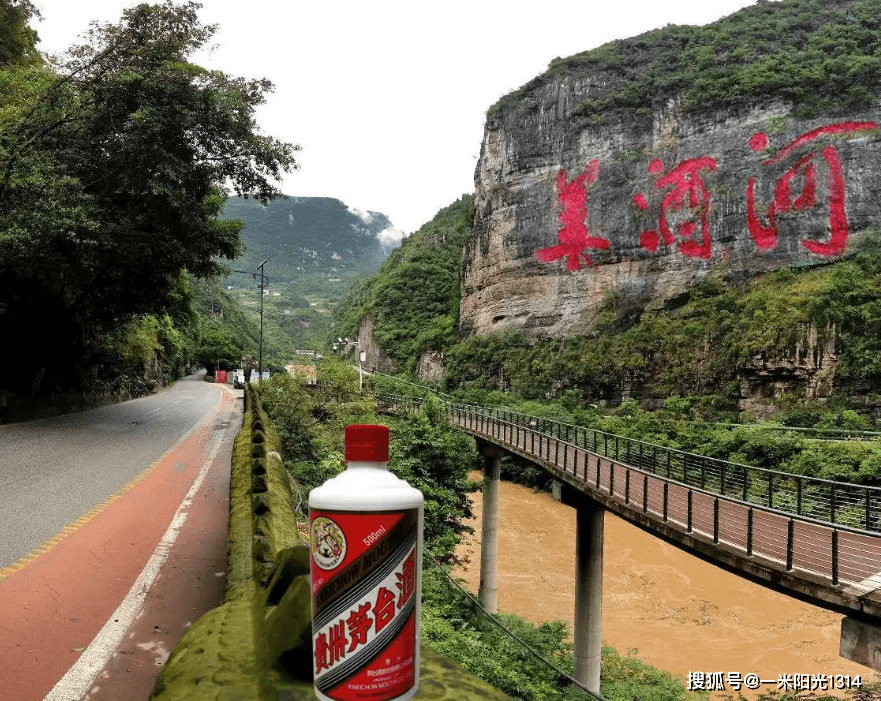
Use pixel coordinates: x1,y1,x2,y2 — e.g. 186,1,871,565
452,476,877,699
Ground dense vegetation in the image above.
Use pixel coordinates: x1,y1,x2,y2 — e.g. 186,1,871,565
0,1,298,396
255,370,881,700
220,196,398,354
254,371,710,700
334,195,474,373
444,237,881,412
492,0,881,121
49,270,264,398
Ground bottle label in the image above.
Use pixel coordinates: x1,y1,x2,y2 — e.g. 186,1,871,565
310,507,419,700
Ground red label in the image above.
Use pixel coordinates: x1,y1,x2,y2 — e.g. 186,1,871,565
310,508,419,700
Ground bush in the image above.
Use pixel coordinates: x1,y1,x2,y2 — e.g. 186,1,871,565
601,647,707,701
254,372,317,463
388,396,481,561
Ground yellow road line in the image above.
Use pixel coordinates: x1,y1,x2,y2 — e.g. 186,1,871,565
0,387,231,583
0,455,169,583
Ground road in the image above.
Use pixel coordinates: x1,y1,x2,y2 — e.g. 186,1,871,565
0,373,243,701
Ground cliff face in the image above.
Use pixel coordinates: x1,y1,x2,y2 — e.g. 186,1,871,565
356,316,398,374
462,90,880,340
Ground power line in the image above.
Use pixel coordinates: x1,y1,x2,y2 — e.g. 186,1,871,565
426,555,606,701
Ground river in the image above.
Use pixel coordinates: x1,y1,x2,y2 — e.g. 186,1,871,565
452,475,876,699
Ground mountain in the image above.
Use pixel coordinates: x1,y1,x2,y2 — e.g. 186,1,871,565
464,0,881,342
219,195,400,357
334,195,473,378
341,0,881,419
221,195,397,284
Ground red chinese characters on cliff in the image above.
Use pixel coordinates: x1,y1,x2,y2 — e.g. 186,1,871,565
747,121,877,257
536,160,610,270
634,156,717,260
534,120,877,273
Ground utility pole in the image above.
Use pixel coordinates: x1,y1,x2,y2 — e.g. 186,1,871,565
257,258,267,380
234,258,268,383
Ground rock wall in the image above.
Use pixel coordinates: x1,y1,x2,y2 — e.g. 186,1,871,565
462,83,881,340
415,350,445,383
357,316,398,374
738,321,840,415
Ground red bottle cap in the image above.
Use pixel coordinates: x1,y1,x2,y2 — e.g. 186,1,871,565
345,424,389,462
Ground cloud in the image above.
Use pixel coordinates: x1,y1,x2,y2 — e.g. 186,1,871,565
377,227,406,246
347,206,375,225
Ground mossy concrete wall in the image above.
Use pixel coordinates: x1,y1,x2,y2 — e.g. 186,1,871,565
150,388,510,701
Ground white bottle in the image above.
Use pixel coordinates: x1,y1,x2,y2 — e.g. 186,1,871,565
309,424,424,701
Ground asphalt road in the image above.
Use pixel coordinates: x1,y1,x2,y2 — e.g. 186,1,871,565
0,372,244,701
0,372,227,570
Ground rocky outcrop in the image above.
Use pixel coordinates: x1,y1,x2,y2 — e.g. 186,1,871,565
357,316,398,374
416,350,445,383
462,88,880,340
461,87,881,337
738,321,840,415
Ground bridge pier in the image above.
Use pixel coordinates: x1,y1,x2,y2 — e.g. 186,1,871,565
841,616,881,671
477,441,503,614
562,484,604,695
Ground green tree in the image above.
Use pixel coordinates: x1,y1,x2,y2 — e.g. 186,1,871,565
0,0,40,66
0,1,299,393
317,356,359,403
388,396,480,560
257,371,318,463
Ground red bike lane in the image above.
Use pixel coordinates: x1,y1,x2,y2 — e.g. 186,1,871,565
0,384,240,701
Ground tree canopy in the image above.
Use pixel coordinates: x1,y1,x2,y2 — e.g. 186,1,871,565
491,0,881,121
0,1,299,393
0,0,40,66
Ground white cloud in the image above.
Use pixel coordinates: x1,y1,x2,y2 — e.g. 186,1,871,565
347,206,375,225
377,227,406,246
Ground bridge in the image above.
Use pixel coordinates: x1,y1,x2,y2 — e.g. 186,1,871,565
381,394,881,694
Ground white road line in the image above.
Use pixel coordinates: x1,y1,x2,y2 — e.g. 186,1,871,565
43,399,232,701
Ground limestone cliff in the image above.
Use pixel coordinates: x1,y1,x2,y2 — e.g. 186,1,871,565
465,100,879,339
356,316,398,374
462,0,881,342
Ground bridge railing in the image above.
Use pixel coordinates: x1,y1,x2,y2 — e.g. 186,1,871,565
379,393,881,534
380,394,881,597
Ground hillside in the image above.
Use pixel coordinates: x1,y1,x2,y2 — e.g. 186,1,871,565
222,196,395,281
491,0,881,123
342,0,881,421
333,195,473,376
219,195,400,356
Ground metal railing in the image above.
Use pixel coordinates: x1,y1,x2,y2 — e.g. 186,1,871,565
380,394,881,596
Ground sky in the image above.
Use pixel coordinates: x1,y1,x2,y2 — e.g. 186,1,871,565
32,0,765,240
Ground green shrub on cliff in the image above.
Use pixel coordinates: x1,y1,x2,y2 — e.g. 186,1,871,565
492,0,881,122
334,195,474,373
443,246,881,413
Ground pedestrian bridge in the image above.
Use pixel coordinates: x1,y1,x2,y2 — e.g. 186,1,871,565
380,394,881,689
